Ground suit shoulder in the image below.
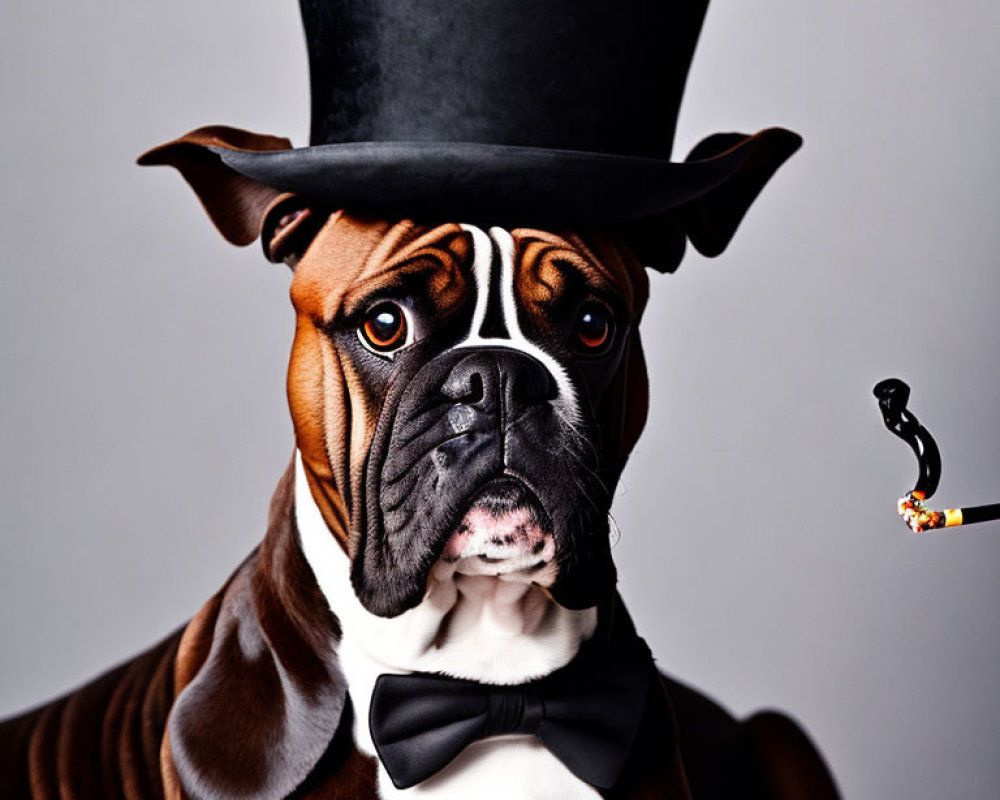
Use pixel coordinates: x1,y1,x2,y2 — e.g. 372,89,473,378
661,674,840,800
742,709,841,800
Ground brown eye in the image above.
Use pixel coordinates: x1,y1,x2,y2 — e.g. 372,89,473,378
574,303,614,354
359,302,409,354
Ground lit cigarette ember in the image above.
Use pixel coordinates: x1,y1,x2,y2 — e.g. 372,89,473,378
897,491,948,533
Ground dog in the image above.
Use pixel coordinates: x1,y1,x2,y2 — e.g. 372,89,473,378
0,123,839,799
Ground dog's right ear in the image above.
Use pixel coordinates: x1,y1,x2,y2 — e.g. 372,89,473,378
259,194,327,268
139,126,319,265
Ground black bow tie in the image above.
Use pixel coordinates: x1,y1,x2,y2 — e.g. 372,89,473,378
368,637,654,790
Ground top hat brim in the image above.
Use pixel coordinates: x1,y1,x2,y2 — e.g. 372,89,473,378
209,127,800,229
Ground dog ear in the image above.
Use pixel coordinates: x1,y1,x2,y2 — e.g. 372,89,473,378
167,467,350,800
138,125,294,248
260,194,328,268
625,127,802,273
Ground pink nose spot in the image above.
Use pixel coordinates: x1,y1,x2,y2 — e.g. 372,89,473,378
442,506,555,567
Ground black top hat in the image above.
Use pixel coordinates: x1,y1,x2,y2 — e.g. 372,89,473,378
159,0,801,265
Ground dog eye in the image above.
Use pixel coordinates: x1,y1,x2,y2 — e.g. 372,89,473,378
573,302,615,355
358,302,411,355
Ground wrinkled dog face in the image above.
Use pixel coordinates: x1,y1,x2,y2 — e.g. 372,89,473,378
289,213,650,617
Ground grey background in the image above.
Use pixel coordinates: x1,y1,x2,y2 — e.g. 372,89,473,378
2,2,998,798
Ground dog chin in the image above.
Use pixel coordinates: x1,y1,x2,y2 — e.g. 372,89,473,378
439,481,559,587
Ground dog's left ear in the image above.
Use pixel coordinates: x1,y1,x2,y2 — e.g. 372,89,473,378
624,128,802,273
139,126,320,266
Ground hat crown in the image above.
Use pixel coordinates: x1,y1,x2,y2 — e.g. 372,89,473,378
300,0,708,158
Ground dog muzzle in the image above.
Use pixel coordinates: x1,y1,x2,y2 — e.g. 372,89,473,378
352,346,617,617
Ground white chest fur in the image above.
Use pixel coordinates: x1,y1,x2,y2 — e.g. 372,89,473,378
294,453,601,799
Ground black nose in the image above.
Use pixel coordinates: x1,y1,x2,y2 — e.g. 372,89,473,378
441,349,557,415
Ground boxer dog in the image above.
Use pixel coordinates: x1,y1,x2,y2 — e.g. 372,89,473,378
0,126,839,799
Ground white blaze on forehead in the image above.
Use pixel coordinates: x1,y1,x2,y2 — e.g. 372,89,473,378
457,224,580,424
